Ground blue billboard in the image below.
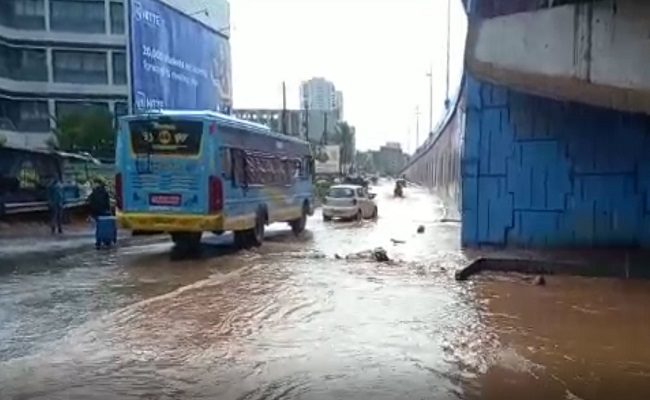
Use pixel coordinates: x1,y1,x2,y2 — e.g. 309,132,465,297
129,0,232,113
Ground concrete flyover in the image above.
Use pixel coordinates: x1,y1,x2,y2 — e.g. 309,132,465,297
404,0,650,248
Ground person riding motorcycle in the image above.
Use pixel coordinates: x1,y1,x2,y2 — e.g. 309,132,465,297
394,181,403,197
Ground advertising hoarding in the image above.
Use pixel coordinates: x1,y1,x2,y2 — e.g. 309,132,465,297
315,145,341,175
129,0,232,113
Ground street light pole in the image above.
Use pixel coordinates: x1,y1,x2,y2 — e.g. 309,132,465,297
426,65,433,135
445,0,452,109
415,106,420,148
406,126,411,154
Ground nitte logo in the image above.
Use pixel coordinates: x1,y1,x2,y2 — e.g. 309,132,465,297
134,1,163,27
135,91,164,110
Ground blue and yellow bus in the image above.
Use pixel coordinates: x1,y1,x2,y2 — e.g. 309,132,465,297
115,110,315,252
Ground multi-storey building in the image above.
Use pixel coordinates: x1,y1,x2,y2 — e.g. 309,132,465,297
233,109,303,138
0,0,129,149
233,108,339,144
374,141,406,176
299,77,344,115
0,0,229,149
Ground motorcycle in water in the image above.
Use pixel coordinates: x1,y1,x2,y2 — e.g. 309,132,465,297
394,183,404,198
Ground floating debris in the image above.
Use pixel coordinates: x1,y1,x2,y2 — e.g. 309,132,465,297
532,275,546,286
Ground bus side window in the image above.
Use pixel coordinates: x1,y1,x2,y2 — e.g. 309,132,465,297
295,159,305,179
300,156,313,179
220,148,232,180
231,149,246,187
281,158,292,185
307,156,315,177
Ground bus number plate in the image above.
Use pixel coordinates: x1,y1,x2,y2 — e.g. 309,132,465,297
149,194,181,206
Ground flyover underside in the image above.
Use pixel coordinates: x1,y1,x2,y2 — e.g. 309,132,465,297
465,0,650,115
404,73,650,248
405,0,650,248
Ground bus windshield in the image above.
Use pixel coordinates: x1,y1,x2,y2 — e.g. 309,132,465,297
129,119,203,156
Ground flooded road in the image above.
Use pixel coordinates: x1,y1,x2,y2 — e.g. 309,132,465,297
1,181,650,399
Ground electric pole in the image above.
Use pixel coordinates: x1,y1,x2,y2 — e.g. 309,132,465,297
322,112,328,145
281,81,287,135
302,100,310,142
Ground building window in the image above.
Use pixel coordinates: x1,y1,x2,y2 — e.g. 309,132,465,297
110,1,124,34
114,101,128,117
111,52,126,85
52,50,108,84
19,101,50,132
56,101,109,121
50,0,105,34
0,0,46,30
0,99,50,132
0,44,47,82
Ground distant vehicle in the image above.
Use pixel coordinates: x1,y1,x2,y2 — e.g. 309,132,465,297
394,182,403,198
322,184,378,222
343,175,369,189
115,110,315,253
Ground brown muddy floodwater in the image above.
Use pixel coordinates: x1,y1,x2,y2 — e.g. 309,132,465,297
0,181,649,399
470,274,650,400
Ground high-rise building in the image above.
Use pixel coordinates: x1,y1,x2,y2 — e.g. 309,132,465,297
0,0,230,149
299,77,345,144
299,77,343,115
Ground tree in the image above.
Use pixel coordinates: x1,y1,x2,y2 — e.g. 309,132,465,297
355,150,376,173
53,108,115,157
330,121,356,173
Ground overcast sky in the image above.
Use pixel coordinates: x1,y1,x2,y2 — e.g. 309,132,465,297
229,0,467,152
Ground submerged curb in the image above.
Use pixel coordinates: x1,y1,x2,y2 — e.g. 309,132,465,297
0,234,168,263
455,255,650,281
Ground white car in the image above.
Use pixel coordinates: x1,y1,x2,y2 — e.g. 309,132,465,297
322,184,378,222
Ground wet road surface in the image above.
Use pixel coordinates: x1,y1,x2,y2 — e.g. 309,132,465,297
1,181,650,399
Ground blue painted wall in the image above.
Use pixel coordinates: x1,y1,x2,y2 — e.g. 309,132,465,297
462,76,650,248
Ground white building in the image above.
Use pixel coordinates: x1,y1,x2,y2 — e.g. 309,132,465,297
0,0,229,149
299,77,344,115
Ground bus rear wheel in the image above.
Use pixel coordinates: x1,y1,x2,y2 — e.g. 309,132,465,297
234,212,265,248
290,203,308,235
171,232,202,254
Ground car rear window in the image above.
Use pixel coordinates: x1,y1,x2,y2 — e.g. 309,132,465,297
329,187,355,198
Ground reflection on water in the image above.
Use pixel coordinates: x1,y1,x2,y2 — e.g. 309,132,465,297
1,182,650,399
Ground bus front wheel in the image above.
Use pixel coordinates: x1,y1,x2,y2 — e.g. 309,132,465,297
171,232,202,254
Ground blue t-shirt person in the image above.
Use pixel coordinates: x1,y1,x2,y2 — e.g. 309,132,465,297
47,178,64,234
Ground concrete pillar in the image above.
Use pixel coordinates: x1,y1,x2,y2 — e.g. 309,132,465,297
47,99,56,132
107,51,114,85
46,48,53,83
104,0,110,34
44,0,50,31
